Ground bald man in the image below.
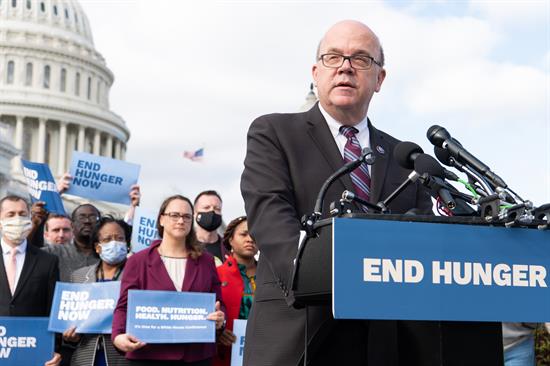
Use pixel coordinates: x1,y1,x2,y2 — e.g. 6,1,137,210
241,20,501,366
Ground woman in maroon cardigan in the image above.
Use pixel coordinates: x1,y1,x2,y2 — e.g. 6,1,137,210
112,195,225,366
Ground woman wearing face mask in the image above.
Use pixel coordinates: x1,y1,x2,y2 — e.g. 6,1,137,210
62,216,131,366
112,194,225,366
213,216,258,366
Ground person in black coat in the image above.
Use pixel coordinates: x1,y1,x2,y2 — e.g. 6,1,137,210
240,19,436,366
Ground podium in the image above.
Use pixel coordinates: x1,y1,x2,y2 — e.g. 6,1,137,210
291,214,550,365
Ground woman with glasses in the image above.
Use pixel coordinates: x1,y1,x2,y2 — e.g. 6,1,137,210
63,216,131,366
213,216,258,366
112,195,225,366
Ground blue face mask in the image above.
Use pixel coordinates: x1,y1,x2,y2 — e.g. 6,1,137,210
99,241,128,265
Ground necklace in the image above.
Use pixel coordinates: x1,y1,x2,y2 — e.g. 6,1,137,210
158,246,187,259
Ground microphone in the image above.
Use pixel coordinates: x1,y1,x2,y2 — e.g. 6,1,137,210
394,141,423,170
414,153,477,214
312,147,375,218
377,142,426,211
414,154,456,210
427,125,507,188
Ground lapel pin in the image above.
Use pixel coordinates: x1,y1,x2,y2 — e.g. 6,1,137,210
376,145,385,154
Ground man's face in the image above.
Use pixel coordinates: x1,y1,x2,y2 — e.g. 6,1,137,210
72,205,99,242
0,200,29,221
0,199,30,243
312,22,386,123
44,218,73,245
194,195,222,217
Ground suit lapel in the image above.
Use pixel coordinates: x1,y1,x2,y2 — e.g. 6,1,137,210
148,244,177,291
368,121,392,203
305,104,354,193
12,244,38,301
181,257,198,292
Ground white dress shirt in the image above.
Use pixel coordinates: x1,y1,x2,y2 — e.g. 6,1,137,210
318,103,371,174
1,238,27,291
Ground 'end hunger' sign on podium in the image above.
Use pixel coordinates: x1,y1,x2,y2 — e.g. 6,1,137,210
332,217,550,322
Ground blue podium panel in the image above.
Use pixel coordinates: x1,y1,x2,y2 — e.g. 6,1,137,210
332,217,550,322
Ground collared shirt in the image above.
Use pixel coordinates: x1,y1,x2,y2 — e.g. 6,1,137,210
1,238,27,290
319,103,372,174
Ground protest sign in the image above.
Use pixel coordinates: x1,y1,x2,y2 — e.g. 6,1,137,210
48,281,120,334
0,317,54,366
231,319,247,366
127,290,215,343
20,160,65,215
66,151,140,205
130,207,160,253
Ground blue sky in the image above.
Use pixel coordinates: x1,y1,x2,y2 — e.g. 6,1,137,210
80,0,549,220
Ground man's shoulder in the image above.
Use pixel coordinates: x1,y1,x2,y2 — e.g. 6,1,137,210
29,244,58,263
252,110,310,127
42,242,73,255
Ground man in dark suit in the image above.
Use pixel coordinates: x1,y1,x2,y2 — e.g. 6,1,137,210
240,20,436,366
0,195,61,366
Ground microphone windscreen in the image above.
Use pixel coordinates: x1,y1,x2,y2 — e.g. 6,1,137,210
434,146,452,166
394,141,423,169
426,125,450,147
414,153,445,178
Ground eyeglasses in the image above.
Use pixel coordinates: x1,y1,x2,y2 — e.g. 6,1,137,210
75,214,99,223
163,212,193,222
318,53,381,70
98,235,126,244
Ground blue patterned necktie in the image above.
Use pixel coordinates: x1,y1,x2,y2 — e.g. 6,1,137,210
340,125,371,211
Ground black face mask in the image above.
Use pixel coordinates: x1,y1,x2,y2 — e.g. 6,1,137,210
196,211,222,232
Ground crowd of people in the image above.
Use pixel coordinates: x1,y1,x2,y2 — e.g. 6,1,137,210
1,18,544,366
0,180,258,366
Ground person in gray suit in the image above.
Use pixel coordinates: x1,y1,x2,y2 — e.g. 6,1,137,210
62,216,131,366
240,20,438,366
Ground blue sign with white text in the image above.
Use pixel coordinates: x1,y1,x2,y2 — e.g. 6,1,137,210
48,281,121,334
127,290,215,343
130,207,160,253
66,151,140,205
20,160,66,215
231,319,247,366
0,317,54,366
332,218,550,322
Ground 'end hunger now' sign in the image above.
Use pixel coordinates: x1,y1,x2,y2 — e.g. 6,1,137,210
66,151,140,205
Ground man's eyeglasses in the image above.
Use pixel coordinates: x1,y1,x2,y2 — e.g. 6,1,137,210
75,214,100,223
318,53,381,70
163,212,193,222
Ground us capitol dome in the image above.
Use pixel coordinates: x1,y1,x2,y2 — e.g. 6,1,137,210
0,0,130,210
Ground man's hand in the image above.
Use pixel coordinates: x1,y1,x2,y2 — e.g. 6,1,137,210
44,352,61,366
218,328,237,346
57,173,72,194
113,334,146,352
31,201,48,226
129,184,141,207
62,326,81,344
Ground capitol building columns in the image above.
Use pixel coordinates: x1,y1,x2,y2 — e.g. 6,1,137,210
0,113,129,176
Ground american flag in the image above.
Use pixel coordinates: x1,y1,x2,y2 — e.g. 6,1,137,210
183,148,204,162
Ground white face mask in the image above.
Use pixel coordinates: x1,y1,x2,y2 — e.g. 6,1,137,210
1,216,32,245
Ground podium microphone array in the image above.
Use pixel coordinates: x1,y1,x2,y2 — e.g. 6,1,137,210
302,123,549,230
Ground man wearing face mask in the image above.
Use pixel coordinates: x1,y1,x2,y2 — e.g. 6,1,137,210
0,195,61,366
42,204,101,282
194,190,229,266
